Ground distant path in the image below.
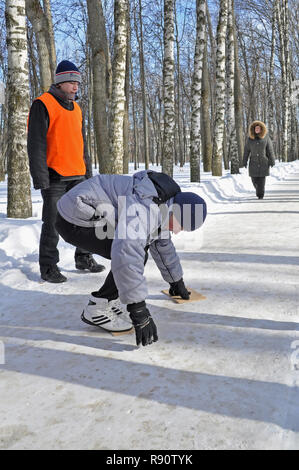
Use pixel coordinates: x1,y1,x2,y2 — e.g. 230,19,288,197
192,170,299,448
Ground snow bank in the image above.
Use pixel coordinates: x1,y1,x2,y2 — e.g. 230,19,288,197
0,159,298,262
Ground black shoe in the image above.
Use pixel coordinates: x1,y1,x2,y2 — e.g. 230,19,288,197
75,254,105,273
41,265,67,283
258,195,264,199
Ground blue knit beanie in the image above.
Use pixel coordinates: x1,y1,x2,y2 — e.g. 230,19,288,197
55,60,81,84
173,192,207,231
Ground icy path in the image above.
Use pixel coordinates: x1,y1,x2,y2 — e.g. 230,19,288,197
0,169,298,450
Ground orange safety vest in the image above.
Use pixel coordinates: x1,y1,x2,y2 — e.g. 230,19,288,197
36,92,86,176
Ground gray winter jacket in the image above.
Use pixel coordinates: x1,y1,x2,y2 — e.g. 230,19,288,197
57,170,183,304
243,120,275,177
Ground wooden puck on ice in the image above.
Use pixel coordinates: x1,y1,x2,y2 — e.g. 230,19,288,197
110,327,135,337
161,288,206,304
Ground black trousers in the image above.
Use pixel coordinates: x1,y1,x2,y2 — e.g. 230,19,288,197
40,179,89,275
55,213,149,301
251,176,266,198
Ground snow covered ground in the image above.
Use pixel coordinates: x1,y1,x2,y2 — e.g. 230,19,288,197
0,161,299,450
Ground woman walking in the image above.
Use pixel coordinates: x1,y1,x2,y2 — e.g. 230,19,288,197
243,120,275,199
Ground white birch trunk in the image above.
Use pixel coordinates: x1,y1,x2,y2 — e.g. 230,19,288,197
212,0,228,176
110,0,128,174
123,6,130,175
6,0,32,218
277,0,290,162
0,83,6,181
201,32,212,172
174,5,184,167
226,0,239,174
268,0,278,140
130,49,139,170
289,69,298,161
190,0,206,182
162,0,175,177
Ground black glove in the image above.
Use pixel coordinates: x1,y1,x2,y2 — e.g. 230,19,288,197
169,278,190,299
127,301,158,347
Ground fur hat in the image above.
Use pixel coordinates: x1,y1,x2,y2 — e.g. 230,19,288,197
249,120,267,139
55,60,81,85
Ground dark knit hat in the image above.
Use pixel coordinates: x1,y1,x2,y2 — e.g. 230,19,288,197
173,192,207,231
55,60,81,85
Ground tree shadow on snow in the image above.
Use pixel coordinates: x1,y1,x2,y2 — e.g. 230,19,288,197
178,251,299,266
157,308,299,334
0,286,299,432
211,209,299,214
0,339,298,433
0,286,134,352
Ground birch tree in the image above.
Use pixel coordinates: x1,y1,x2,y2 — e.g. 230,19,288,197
289,57,298,161
190,0,206,182
110,0,128,173
233,12,244,167
174,2,184,167
268,0,278,140
277,0,290,161
42,0,56,80
134,0,149,169
162,0,175,177
212,0,228,177
0,82,5,181
25,0,52,93
86,0,111,173
130,51,139,170
123,3,131,174
5,0,32,218
226,0,239,174
206,5,217,135
201,32,212,172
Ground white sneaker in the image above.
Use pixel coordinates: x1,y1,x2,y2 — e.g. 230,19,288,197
81,296,133,333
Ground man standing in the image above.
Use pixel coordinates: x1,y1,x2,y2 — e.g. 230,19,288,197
28,60,105,283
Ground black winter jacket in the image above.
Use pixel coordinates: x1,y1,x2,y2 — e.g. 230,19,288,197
243,120,275,177
27,85,92,190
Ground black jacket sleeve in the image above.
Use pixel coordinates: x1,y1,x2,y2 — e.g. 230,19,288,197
243,137,251,168
27,99,50,190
